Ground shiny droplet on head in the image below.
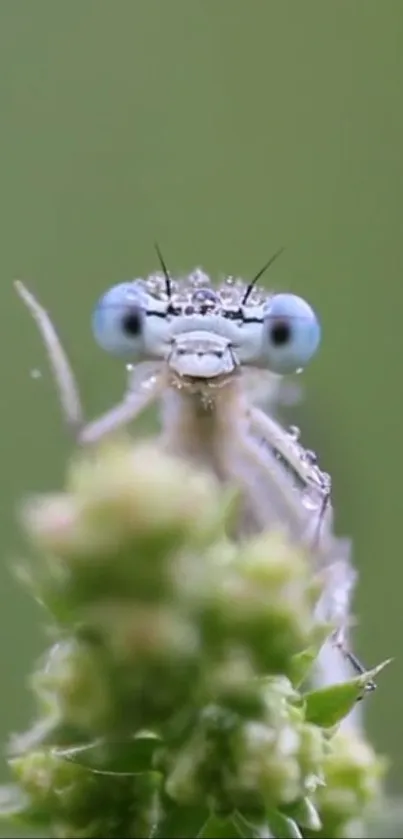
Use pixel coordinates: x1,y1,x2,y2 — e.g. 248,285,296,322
304,449,318,465
301,486,323,511
192,288,219,309
188,269,211,288
288,425,301,441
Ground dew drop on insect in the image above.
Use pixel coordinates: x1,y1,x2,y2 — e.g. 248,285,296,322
30,368,42,379
126,363,134,372
218,287,240,307
139,375,158,392
304,449,318,465
192,288,218,308
301,486,322,511
188,269,211,289
295,367,303,375
288,425,301,441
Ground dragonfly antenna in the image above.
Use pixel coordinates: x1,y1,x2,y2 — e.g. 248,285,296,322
242,247,285,305
154,242,172,300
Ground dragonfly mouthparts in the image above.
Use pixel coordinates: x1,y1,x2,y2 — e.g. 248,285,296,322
168,331,237,381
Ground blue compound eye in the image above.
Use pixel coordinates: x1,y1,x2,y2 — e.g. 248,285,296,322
262,293,321,374
92,282,148,356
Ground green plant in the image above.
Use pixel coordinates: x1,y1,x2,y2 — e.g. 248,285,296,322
0,439,387,838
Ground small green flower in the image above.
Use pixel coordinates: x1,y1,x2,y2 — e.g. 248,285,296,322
307,730,387,838
0,440,387,838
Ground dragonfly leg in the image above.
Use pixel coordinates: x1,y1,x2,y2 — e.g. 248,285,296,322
15,281,84,435
78,376,162,445
332,633,377,696
15,280,163,446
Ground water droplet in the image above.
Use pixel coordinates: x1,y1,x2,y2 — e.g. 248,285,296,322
218,287,240,307
301,486,322,511
192,288,218,310
30,368,42,379
126,363,134,372
247,288,263,305
188,269,210,288
321,471,332,492
288,425,301,441
141,376,155,391
295,367,303,375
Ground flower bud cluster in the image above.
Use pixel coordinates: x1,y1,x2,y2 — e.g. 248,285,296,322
0,441,385,838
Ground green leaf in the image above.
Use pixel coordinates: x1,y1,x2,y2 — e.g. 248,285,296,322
55,732,161,775
233,811,273,838
155,804,208,838
304,660,391,728
266,809,302,838
283,798,321,831
289,649,319,689
200,814,245,838
9,716,88,755
289,625,334,688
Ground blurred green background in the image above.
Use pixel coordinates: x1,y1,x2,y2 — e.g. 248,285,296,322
0,0,402,831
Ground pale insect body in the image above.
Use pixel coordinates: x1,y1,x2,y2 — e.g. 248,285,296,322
15,258,372,714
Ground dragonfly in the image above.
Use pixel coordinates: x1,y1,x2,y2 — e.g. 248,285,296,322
14,247,374,707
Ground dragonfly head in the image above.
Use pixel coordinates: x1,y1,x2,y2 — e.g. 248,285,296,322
91,267,321,387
